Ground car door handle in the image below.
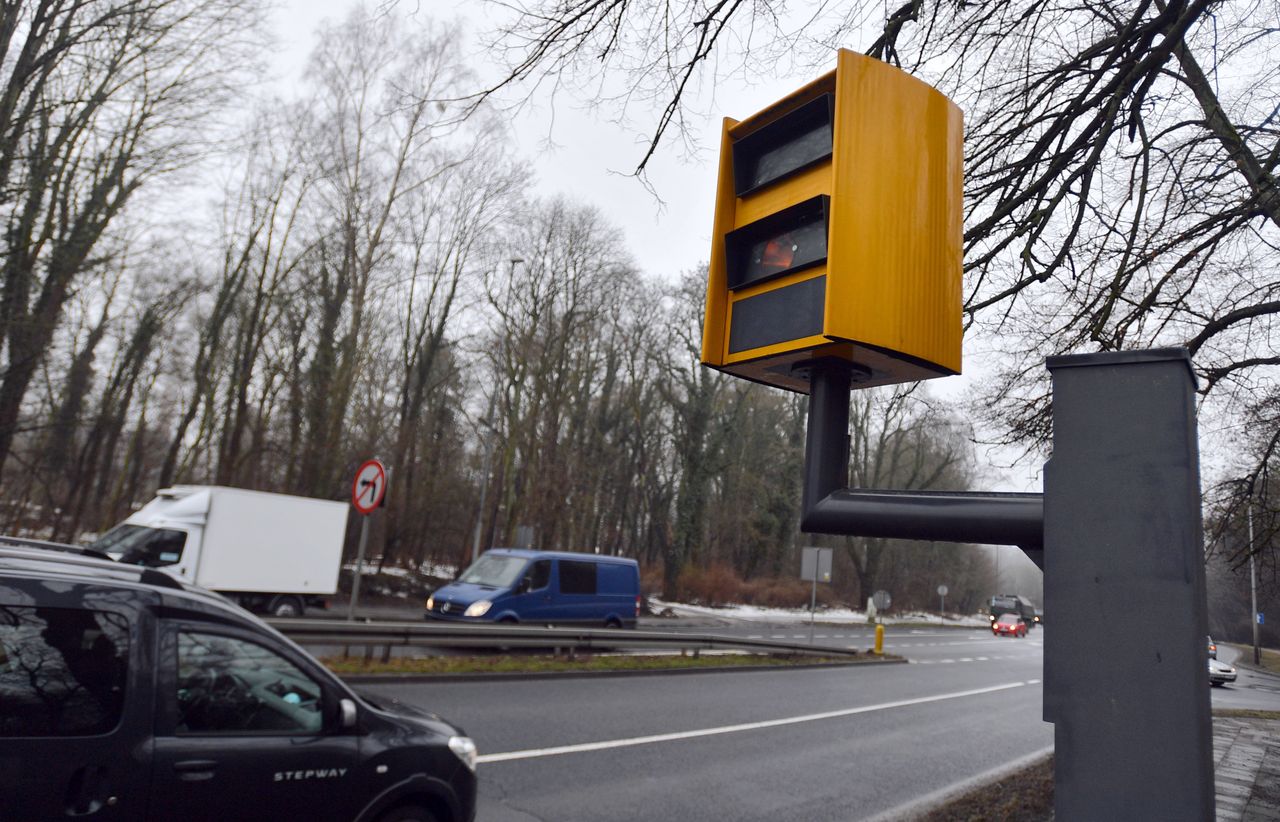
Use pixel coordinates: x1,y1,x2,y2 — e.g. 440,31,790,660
173,760,218,781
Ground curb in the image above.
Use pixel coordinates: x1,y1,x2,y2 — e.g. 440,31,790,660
862,747,1054,822
337,656,907,685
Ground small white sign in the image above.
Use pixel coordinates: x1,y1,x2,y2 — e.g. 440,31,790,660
801,547,833,583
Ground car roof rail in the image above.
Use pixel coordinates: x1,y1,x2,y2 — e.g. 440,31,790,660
0,534,112,560
139,568,184,590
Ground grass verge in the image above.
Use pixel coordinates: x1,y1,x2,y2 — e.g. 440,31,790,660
916,755,1054,822
321,652,886,676
1213,708,1280,720
1226,643,1280,675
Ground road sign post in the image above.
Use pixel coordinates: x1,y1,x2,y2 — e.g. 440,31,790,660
801,547,833,642
937,584,948,619
348,459,388,622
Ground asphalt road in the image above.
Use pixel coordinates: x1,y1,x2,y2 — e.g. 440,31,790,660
361,626,1052,821
1213,644,1280,712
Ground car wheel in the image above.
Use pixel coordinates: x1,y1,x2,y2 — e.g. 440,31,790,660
377,804,438,822
605,617,623,629
269,596,304,618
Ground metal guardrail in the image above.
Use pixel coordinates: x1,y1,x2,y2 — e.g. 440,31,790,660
267,618,869,661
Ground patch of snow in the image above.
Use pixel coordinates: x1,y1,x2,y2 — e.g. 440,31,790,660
341,559,456,579
650,599,988,627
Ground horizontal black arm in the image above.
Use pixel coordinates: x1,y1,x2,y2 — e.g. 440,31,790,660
799,359,1044,558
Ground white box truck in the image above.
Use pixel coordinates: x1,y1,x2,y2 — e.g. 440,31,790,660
90,485,349,616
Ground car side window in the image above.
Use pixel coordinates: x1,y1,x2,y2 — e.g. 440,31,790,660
527,560,551,591
0,605,129,737
176,632,323,735
559,560,598,595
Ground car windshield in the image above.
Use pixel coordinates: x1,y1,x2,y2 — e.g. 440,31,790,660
997,614,1020,625
457,554,527,588
91,524,187,568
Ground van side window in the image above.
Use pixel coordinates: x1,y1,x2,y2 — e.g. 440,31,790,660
175,632,323,735
559,560,598,595
0,605,129,737
527,560,551,591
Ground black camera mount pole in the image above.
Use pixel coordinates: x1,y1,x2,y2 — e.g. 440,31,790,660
798,358,1044,564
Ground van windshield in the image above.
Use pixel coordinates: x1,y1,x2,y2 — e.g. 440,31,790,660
457,554,527,589
92,525,188,568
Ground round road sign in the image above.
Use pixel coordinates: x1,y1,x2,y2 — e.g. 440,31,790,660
352,459,387,515
937,584,949,597
872,590,892,610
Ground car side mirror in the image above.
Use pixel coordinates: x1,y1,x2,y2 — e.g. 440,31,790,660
339,698,357,730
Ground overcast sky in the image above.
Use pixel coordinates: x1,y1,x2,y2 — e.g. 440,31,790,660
269,1,1044,497
271,0,810,286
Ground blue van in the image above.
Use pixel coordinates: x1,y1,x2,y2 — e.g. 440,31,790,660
425,549,640,628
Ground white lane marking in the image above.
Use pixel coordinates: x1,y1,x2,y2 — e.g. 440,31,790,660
476,681,1032,764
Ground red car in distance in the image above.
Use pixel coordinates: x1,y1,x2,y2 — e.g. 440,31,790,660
992,612,1028,638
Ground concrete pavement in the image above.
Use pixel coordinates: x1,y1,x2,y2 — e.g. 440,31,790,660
1214,645,1280,821
1215,714,1280,821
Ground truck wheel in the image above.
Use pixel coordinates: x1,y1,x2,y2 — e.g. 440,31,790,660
377,804,437,822
269,595,304,617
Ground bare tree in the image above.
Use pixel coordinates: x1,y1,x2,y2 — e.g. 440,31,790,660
841,385,975,606
658,269,744,597
0,0,264,480
481,199,637,552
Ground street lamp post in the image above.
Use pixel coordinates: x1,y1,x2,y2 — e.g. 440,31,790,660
1248,498,1260,665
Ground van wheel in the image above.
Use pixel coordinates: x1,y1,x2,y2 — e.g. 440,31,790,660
604,617,623,629
376,804,437,822
269,596,304,618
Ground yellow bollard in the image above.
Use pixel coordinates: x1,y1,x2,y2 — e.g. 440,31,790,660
874,623,885,655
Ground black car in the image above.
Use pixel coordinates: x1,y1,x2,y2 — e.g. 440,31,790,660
0,542,476,822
